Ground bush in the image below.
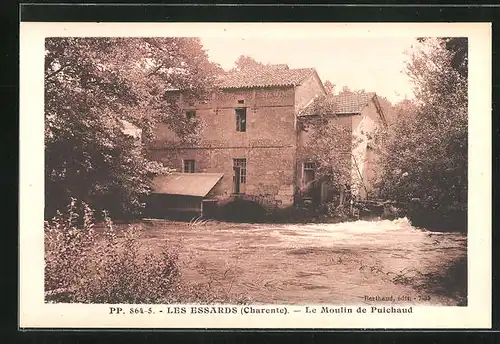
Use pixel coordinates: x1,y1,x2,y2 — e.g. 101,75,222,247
216,199,267,223
373,38,467,232
406,204,467,232
45,199,183,303
73,226,181,304
45,199,97,298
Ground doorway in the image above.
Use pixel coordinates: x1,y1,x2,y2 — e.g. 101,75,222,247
233,158,246,194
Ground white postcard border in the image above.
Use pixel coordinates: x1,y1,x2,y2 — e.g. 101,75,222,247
19,22,492,329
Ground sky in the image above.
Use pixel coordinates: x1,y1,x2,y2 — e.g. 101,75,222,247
200,37,419,104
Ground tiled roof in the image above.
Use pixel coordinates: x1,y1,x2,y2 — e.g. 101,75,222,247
299,92,376,116
331,92,376,114
152,172,224,197
218,65,316,89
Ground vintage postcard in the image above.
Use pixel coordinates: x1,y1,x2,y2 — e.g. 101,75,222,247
19,22,491,329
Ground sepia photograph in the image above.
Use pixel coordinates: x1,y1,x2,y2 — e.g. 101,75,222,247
19,22,491,329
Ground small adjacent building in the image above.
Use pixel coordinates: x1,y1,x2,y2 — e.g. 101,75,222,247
147,172,223,218
297,91,387,202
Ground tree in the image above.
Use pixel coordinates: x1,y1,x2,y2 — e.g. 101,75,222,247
45,37,222,218
374,37,468,230
232,55,265,71
417,37,468,78
324,80,336,94
297,96,355,196
338,86,367,96
376,96,398,124
339,85,351,94
298,89,392,203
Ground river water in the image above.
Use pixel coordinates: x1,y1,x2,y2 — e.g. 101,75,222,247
269,217,466,255
223,217,467,305
154,217,468,305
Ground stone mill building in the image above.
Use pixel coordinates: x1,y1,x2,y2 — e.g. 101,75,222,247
146,64,387,217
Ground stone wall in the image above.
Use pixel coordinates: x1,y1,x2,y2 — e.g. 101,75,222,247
148,146,296,206
358,97,389,198
352,99,381,199
294,73,326,111
152,88,296,147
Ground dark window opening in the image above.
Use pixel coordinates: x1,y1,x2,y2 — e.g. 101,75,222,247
183,159,195,173
186,110,196,121
236,108,246,132
238,99,245,104
303,162,315,185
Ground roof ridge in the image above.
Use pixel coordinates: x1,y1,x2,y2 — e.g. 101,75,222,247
170,172,223,175
295,68,316,85
218,66,317,89
222,66,313,74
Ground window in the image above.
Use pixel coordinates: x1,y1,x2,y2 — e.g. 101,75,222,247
238,99,245,104
303,162,315,185
183,159,195,173
235,108,246,132
233,158,247,184
186,110,196,121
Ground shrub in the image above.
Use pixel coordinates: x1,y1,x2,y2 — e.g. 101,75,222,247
71,225,181,304
267,206,314,223
44,198,97,298
216,199,266,223
45,199,249,304
45,198,181,303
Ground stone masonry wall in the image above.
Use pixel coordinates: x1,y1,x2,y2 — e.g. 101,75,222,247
148,87,300,207
354,99,384,199
148,146,296,206
295,73,326,111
